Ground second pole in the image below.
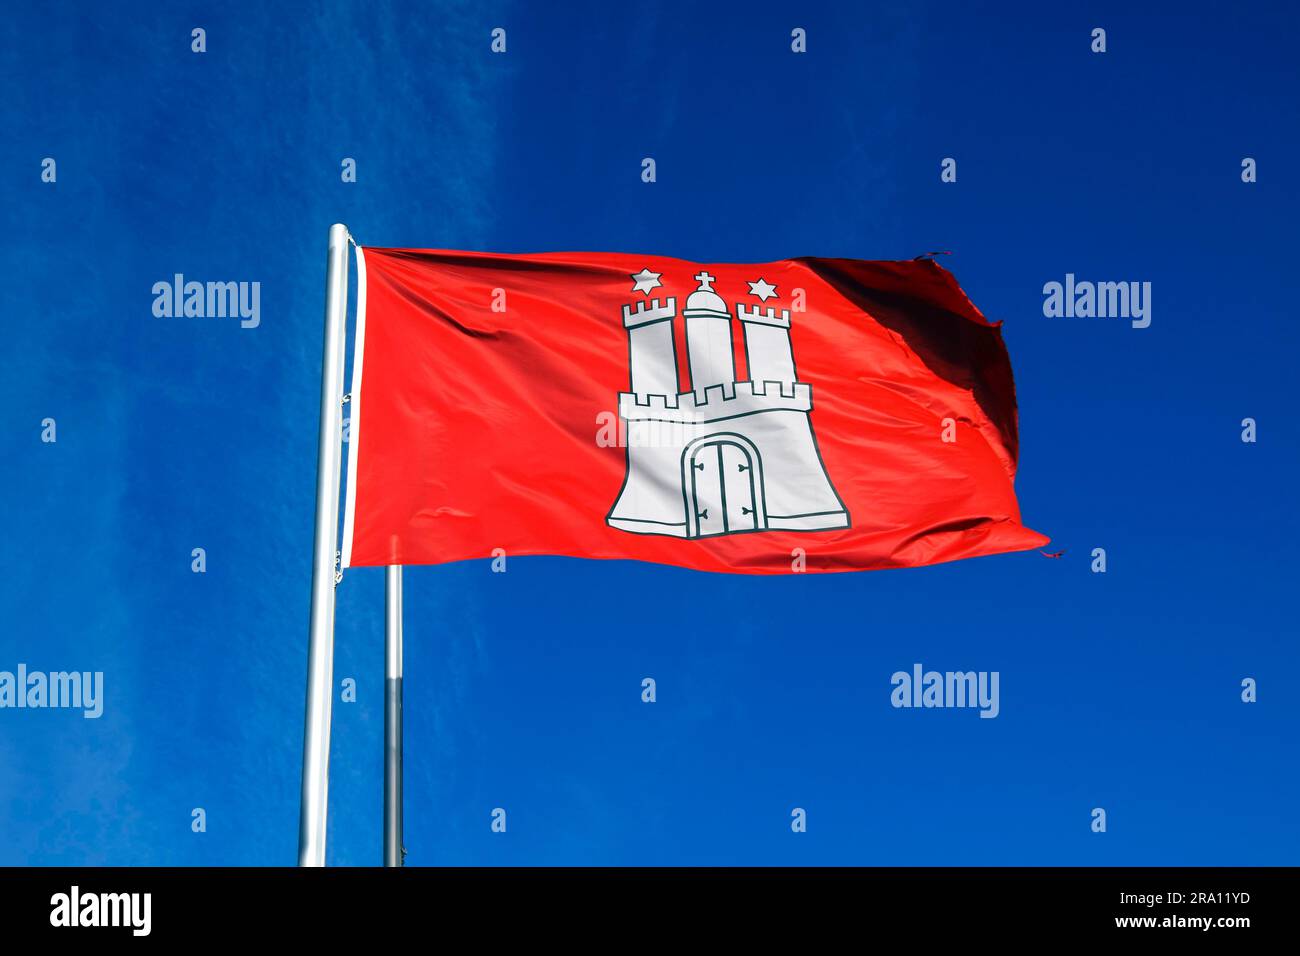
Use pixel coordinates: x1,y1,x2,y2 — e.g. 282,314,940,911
384,564,404,866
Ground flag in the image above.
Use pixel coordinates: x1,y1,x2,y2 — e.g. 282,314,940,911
340,248,1048,574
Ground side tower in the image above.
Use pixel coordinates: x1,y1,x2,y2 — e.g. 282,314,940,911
737,303,796,383
622,296,679,397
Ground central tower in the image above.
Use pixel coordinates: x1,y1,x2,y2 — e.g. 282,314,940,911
682,271,735,395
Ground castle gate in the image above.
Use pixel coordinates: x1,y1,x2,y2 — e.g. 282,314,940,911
682,434,767,539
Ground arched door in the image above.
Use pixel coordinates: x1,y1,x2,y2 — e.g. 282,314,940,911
683,435,766,538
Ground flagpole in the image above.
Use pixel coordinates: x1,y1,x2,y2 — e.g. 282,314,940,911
298,222,351,867
384,565,404,866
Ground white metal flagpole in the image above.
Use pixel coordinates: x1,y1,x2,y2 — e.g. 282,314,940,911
298,222,351,867
384,565,404,866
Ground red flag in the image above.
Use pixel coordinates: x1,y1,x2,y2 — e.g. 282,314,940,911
341,248,1048,574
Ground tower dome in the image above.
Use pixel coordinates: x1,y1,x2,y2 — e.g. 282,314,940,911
684,271,727,315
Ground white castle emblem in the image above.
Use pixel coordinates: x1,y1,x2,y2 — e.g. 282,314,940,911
607,269,850,539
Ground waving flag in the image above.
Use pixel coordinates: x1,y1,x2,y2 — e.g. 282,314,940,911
340,248,1047,574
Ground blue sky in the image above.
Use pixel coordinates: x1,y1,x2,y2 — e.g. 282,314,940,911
2,0,1297,865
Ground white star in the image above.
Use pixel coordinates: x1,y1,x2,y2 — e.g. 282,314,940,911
630,268,662,295
748,278,778,302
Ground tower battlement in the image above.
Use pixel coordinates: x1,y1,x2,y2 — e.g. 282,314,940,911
736,303,791,328
619,380,812,422
622,297,677,329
